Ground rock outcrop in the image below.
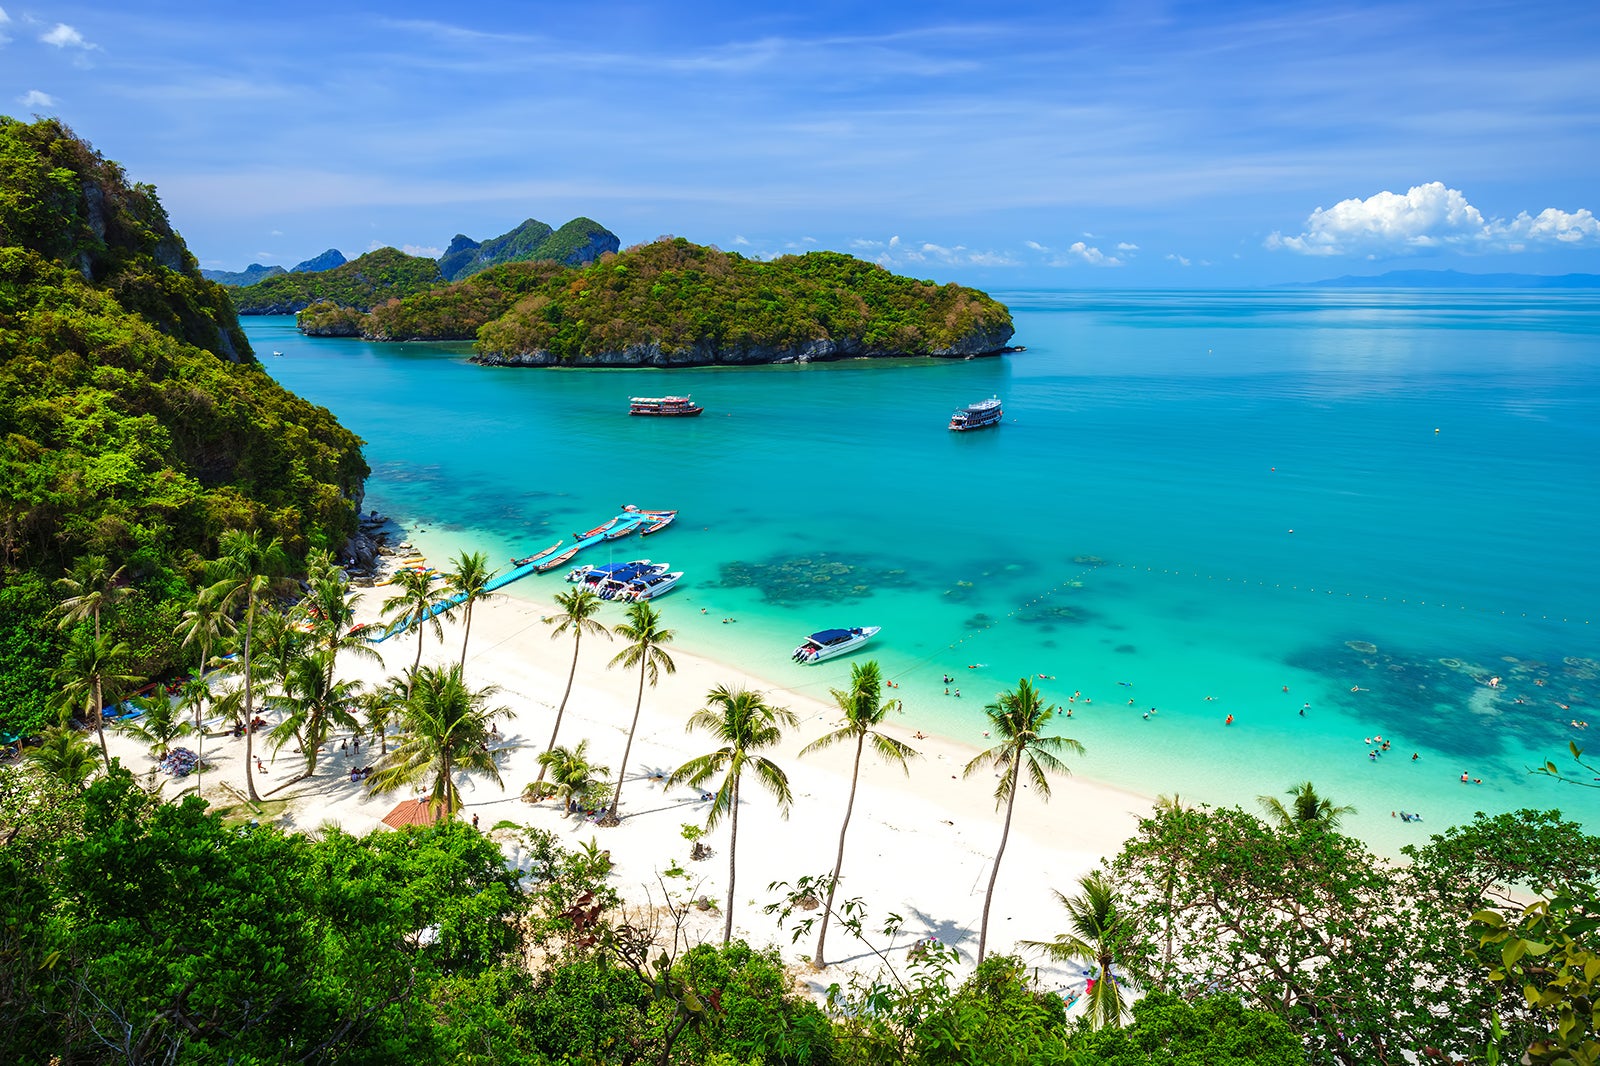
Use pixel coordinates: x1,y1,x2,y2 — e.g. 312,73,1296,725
291,248,347,273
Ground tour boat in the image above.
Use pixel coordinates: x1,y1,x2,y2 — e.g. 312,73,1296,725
629,396,703,417
949,396,1003,432
608,570,684,601
791,626,881,664
567,560,666,585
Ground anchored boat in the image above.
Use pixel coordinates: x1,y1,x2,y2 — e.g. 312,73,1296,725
792,626,880,664
949,396,1003,432
629,396,703,417
609,569,683,601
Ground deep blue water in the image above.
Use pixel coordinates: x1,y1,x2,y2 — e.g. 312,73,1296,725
251,289,1600,853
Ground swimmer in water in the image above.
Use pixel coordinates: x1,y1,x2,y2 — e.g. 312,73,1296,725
1225,714,1234,725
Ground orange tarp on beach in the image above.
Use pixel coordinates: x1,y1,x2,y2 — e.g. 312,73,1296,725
380,799,447,829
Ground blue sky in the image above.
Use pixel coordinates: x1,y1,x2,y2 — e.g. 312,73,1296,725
3,0,1598,286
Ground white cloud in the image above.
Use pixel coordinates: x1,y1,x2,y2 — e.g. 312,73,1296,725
269,229,284,237
402,244,443,258
731,235,750,246
849,238,883,249
41,22,93,49
1267,182,1599,257
1051,241,1122,267
1116,241,1139,252
1166,253,1192,267
1024,240,1048,252
18,89,55,109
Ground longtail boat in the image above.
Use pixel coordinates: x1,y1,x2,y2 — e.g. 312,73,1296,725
535,547,581,573
639,510,677,536
512,540,563,567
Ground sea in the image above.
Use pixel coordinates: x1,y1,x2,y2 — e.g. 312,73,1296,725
249,289,1600,856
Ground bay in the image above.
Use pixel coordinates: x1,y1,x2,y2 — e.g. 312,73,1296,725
250,288,1600,854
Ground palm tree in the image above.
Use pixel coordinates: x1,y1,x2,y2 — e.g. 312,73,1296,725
297,548,378,688
604,600,675,823
366,663,511,814
1020,871,1131,1029
538,586,610,784
174,675,214,798
798,660,920,969
54,554,131,642
176,583,234,680
53,631,140,773
116,691,194,760
206,529,291,803
1257,780,1356,830
267,646,363,781
531,739,612,815
963,678,1084,964
668,684,798,945
442,550,496,669
26,726,100,790
380,567,450,684
358,674,409,757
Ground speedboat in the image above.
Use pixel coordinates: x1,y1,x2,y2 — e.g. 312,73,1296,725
567,559,665,585
792,626,880,664
610,570,683,601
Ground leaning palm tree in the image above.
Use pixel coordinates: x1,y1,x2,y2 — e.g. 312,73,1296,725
53,631,140,773
442,550,496,669
54,553,132,642
798,660,920,969
531,739,612,815
604,600,675,823
963,677,1085,964
537,586,611,784
267,646,363,781
669,684,798,945
1257,780,1356,830
26,726,101,791
1020,871,1131,1029
366,663,511,815
206,529,291,802
381,567,450,684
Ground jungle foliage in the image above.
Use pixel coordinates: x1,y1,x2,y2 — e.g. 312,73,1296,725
0,116,367,736
229,245,445,314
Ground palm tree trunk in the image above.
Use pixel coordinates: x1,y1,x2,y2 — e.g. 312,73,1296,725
243,596,261,802
607,662,647,821
412,622,425,679
92,676,111,773
536,635,582,785
723,775,740,945
812,733,865,969
977,750,1022,964
459,602,473,669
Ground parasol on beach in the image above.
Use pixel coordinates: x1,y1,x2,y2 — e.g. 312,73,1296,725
380,798,447,829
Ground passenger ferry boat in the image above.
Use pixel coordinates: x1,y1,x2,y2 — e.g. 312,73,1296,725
629,396,703,417
949,396,1003,432
792,626,880,664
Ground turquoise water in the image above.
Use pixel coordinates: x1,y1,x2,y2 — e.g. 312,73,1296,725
249,290,1600,854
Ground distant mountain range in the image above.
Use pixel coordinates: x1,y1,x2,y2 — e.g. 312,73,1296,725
212,217,618,298
1289,270,1600,289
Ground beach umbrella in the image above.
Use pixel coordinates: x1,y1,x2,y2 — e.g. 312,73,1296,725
380,798,446,829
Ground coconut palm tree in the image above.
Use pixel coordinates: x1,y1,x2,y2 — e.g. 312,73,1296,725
604,600,675,823
267,646,363,781
442,550,496,669
116,691,194,760
173,675,215,798
53,631,140,773
669,684,798,945
366,663,511,815
798,660,920,969
54,554,131,642
176,583,235,680
297,548,379,688
963,677,1084,963
381,567,450,685
206,529,291,802
1020,871,1131,1029
1257,780,1356,830
531,739,612,815
358,674,409,757
26,726,101,790
537,586,610,784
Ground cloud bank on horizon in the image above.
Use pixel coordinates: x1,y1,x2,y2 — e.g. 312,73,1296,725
1,1,1596,285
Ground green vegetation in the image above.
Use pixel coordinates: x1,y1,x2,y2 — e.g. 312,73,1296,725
230,245,444,314
298,237,1015,361
439,216,618,280
0,116,367,739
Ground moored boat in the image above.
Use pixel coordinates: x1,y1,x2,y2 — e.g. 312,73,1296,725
567,559,666,585
603,516,643,540
629,396,703,417
639,509,677,536
610,570,683,601
792,626,881,663
512,540,564,567
949,396,1003,432
575,518,621,540
535,547,581,573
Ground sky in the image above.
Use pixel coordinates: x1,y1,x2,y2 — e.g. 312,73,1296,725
3,0,1598,287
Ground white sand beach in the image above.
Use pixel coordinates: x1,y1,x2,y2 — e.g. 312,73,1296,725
107,568,1151,990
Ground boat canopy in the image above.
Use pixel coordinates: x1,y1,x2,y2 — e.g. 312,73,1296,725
809,628,857,644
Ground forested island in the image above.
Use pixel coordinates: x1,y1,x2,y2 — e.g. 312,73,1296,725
0,117,367,738
296,238,1017,366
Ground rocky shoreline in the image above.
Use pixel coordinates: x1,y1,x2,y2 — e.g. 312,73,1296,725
469,329,1021,368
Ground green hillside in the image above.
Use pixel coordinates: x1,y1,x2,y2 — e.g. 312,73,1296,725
0,116,367,736
438,216,620,280
230,246,444,314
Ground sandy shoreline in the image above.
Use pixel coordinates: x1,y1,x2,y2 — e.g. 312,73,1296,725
107,556,1152,991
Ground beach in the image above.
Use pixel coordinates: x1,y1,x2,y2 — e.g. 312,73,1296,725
107,566,1148,989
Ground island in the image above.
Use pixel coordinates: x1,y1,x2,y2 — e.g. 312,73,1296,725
298,238,1017,366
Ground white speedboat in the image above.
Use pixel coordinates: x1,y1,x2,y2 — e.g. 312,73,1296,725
792,626,880,664
609,570,683,601
567,559,660,583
